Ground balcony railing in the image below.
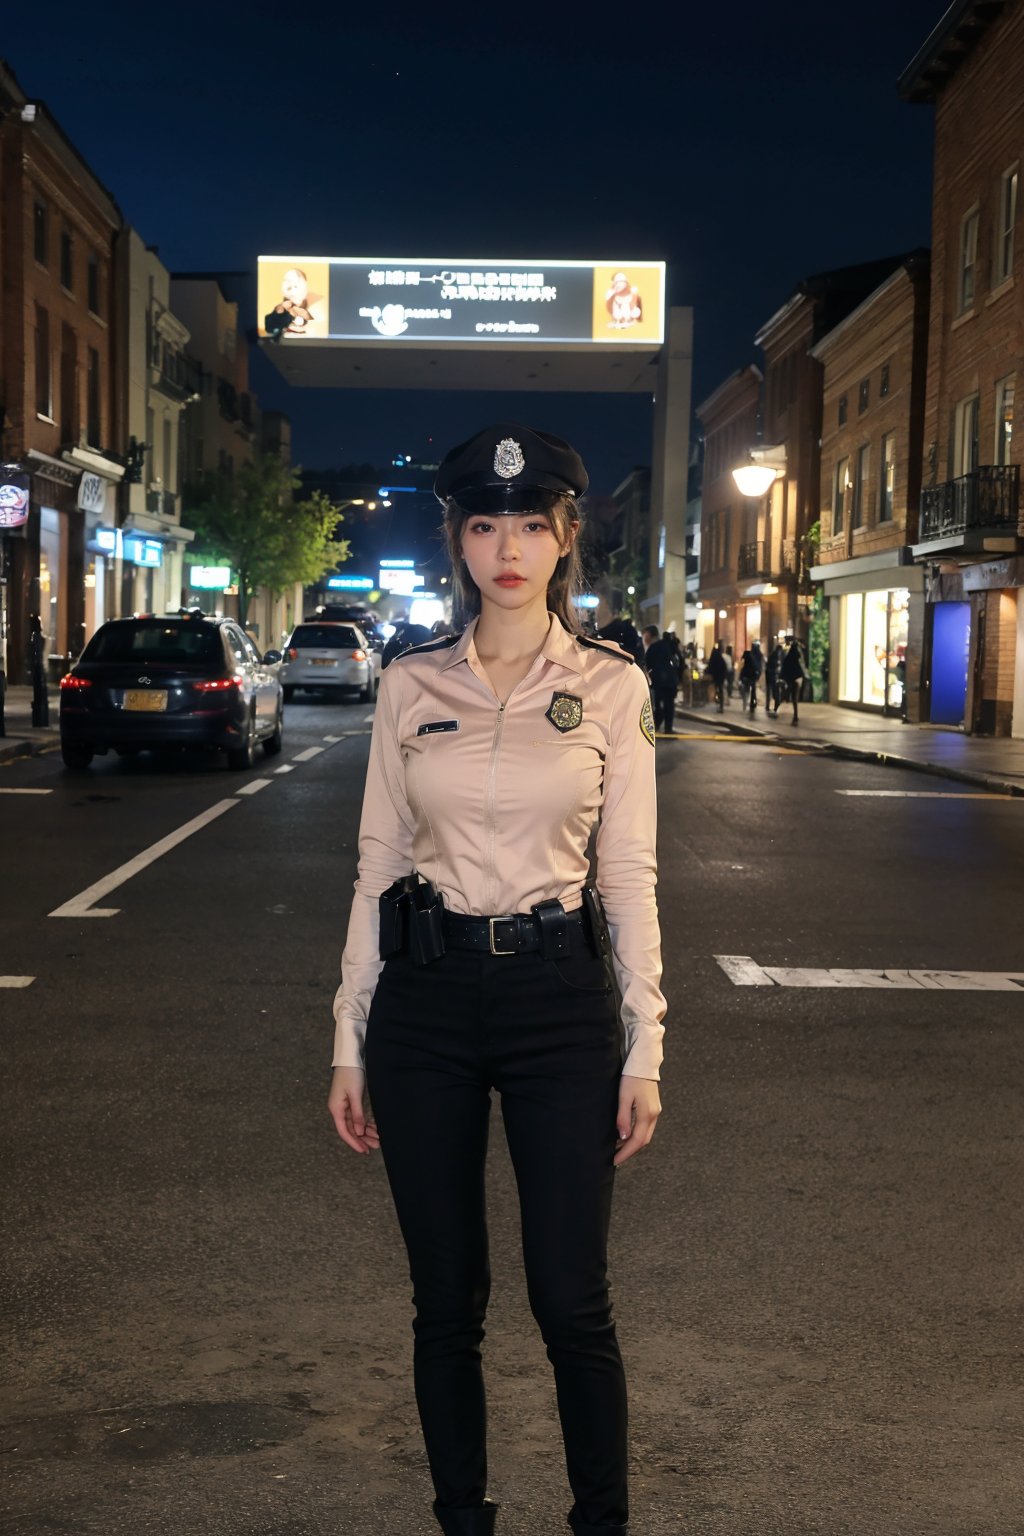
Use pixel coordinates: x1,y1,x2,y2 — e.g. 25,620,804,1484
919,465,1020,541
738,541,769,578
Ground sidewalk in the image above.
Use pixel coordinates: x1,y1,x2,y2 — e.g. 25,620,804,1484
676,696,1024,796
0,684,60,764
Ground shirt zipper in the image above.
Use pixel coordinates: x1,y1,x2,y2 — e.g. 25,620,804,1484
483,700,507,913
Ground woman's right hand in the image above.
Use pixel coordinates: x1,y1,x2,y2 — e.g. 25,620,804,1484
328,1067,380,1155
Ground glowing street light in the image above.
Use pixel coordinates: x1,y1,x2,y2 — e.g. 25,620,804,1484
732,464,778,497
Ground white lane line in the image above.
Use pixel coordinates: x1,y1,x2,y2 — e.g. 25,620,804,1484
323,735,345,742
836,789,1014,799
0,787,52,795
715,955,1024,991
0,976,35,988
235,778,272,796
323,730,372,742
362,712,376,723
49,799,240,919
274,764,295,774
292,746,326,762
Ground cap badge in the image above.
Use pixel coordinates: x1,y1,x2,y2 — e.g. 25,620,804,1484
494,437,525,479
545,691,583,734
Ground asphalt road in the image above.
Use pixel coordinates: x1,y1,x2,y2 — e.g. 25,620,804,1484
1,701,1022,1536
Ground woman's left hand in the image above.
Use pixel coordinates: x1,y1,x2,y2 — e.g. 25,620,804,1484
614,1075,662,1167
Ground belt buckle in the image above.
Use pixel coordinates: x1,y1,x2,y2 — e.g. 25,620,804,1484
488,915,517,956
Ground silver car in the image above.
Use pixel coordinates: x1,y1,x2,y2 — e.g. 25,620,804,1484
280,622,381,703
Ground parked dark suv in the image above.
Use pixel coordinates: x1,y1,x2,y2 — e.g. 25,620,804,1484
59,616,284,771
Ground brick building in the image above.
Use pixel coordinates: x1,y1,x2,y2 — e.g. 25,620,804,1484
696,366,762,659
0,63,122,683
901,0,1024,735
810,252,931,718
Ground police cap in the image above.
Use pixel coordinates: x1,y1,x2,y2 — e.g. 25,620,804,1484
434,421,589,513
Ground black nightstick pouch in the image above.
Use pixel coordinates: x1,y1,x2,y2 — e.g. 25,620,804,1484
581,885,610,959
407,881,445,966
379,874,419,959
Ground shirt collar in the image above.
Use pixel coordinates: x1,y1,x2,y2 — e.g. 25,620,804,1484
439,613,586,675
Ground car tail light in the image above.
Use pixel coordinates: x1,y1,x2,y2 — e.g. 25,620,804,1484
351,649,367,661
193,677,244,692
287,647,298,660
60,674,92,690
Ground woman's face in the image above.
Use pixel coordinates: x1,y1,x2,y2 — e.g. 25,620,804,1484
282,269,308,305
459,510,575,613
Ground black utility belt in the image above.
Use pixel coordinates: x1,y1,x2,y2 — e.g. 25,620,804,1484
379,876,609,966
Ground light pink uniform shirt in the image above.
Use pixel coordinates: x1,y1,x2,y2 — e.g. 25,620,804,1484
333,614,666,1080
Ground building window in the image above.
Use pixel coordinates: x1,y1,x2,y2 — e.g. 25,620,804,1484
60,227,73,291
880,363,890,399
86,347,101,447
34,304,51,417
33,200,48,266
838,394,848,427
880,434,895,522
959,208,979,312
954,394,980,477
60,324,77,444
858,378,870,414
852,445,870,529
995,376,1015,465
996,168,1017,286
833,457,850,536
88,251,101,316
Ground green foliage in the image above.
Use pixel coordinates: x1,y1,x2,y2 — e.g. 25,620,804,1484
186,456,349,625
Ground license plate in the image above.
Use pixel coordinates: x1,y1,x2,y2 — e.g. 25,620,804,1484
123,689,168,712
311,658,337,666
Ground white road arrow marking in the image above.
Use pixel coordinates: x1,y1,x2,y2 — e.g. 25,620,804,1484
715,956,1024,991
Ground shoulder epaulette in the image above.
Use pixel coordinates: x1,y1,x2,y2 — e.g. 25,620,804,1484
392,633,462,661
576,634,635,664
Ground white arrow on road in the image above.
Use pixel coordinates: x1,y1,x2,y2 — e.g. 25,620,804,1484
715,956,1024,991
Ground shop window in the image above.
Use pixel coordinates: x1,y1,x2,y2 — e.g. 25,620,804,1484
33,199,48,266
880,434,895,522
86,347,101,447
838,394,848,427
34,304,51,418
959,207,979,312
832,457,850,535
852,445,870,530
858,378,870,414
88,251,101,316
60,227,73,292
839,589,909,710
996,167,1017,286
995,376,1015,465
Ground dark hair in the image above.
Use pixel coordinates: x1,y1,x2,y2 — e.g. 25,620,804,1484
442,493,585,633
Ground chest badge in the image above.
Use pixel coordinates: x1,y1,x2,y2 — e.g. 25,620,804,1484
545,691,584,734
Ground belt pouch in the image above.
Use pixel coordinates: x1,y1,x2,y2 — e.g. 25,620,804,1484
581,885,611,959
531,898,569,959
408,882,446,965
379,874,418,959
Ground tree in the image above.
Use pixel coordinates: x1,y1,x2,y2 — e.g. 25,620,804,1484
187,456,350,627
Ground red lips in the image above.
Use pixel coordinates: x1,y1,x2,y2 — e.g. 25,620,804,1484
494,575,526,586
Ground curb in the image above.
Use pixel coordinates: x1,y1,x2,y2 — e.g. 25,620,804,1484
0,733,60,765
673,707,1024,798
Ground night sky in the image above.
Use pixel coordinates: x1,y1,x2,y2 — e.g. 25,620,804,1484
5,0,944,493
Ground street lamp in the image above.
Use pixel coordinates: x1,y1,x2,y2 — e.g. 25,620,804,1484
732,463,778,497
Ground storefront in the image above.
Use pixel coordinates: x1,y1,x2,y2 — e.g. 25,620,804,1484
812,554,925,719
837,587,910,713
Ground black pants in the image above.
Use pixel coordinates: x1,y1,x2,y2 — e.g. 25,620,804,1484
365,940,628,1533
652,684,676,735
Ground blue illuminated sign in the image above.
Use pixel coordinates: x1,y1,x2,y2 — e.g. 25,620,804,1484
327,575,375,590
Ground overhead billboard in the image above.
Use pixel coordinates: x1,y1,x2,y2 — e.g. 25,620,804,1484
259,257,665,346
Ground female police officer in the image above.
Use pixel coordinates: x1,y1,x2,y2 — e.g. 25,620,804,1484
328,422,665,1536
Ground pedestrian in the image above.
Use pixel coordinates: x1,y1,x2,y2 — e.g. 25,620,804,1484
598,612,645,668
328,421,665,1536
780,634,808,724
738,640,763,716
705,639,728,712
766,639,785,716
724,644,736,702
645,629,682,735
27,613,49,727
640,624,659,658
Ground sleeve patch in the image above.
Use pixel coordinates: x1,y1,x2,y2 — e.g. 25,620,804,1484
640,696,656,746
